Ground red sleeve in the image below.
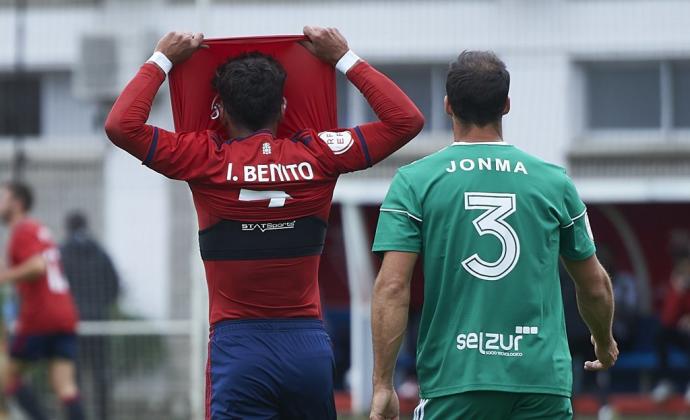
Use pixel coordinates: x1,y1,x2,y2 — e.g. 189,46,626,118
314,61,424,174
11,225,49,264
144,129,225,181
105,63,220,181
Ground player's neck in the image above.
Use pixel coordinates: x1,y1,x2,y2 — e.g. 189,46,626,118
452,120,503,143
228,123,278,140
7,211,26,229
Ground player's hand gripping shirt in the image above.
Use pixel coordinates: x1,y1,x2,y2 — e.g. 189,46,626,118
373,142,596,398
105,37,424,324
8,219,79,334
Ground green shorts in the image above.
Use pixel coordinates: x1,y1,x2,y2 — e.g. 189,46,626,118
413,391,573,420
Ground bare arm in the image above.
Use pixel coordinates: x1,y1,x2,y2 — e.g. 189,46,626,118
370,251,418,420
0,254,46,285
562,254,619,371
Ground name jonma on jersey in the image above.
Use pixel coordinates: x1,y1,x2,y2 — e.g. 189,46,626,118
446,158,528,175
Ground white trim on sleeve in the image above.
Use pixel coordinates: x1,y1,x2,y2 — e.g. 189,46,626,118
335,50,360,74
380,208,423,222
561,209,588,229
147,51,173,75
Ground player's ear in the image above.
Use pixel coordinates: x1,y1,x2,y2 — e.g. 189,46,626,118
503,97,510,115
210,94,223,120
444,96,453,117
215,102,226,124
216,103,233,130
281,97,288,119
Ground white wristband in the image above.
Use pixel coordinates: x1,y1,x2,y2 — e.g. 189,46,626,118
147,51,173,75
335,50,360,74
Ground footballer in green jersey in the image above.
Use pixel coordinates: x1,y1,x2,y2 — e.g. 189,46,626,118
370,51,618,420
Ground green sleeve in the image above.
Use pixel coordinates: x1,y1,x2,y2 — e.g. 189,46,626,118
372,171,423,255
559,174,596,260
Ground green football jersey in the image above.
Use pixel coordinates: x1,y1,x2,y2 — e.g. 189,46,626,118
372,141,596,399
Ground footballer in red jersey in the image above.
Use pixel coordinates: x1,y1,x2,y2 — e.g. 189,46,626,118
0,182,85,420
106,27,424,420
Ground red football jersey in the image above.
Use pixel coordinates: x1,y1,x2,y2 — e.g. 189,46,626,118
106,56,423,324
169,35,337,136
8,219,79,334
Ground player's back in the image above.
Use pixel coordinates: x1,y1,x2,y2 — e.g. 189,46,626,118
106,55,425,325
386,141,594,398
106,34,426,419
9,219,79,335
187,128,352,322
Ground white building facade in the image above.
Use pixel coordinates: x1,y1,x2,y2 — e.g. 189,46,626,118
0,1,688,416
1,0,688,318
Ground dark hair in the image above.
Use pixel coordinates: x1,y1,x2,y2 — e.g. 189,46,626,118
66,210,88,233
4,181,33,211
212,52,287,132
446,51,510,127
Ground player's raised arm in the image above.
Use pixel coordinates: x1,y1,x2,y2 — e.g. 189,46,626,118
302,26,425,173
105,32,212,180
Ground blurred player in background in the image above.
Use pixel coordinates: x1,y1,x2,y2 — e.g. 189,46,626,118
652,257,690,403
61,211,120,420
105,27,423,419
0,182,85,420
370,51,618,420
0,306,8,420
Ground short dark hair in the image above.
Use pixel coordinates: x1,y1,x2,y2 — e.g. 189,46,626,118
212,52,287,132
446,51,510,127
4,181,33,211
66,210,88,234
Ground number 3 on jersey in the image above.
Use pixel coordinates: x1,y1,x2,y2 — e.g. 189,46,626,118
461,192,520,281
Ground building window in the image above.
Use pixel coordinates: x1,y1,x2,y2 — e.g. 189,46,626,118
369,65,433,125
0,74,41,137
673,61,690,128
584,60,690,132
337,63,451,133
586,63,660,129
